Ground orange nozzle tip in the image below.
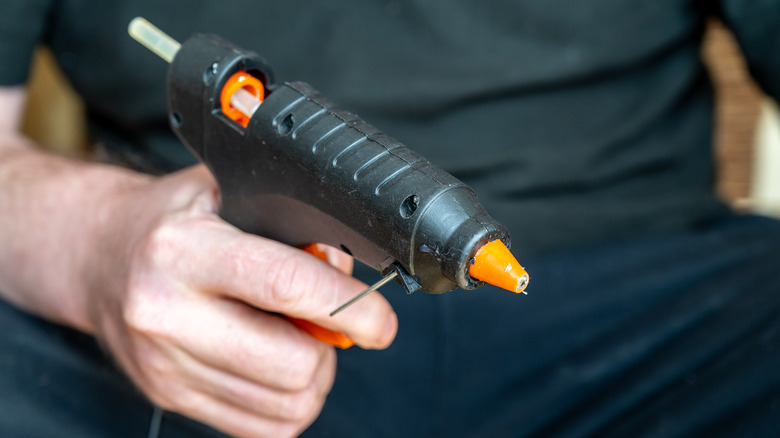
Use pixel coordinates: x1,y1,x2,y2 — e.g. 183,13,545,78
469,240,529,293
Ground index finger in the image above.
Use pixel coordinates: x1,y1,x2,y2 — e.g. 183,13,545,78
172,219,397,349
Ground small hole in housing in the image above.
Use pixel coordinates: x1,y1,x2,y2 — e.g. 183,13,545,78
278,114,294,135
170,111,183,129
203,61,219,83
400,195,419,218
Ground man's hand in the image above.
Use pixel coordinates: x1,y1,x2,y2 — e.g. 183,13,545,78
0,85,397,437
77,164,395,436
83,165,397,437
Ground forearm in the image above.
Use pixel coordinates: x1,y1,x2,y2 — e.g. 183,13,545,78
0,132,152,333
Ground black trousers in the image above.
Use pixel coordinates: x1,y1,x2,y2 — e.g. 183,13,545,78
2,214,779,437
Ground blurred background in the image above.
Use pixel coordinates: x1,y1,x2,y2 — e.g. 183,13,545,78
21,20,780,217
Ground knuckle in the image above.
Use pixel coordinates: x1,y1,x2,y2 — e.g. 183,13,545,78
129,348,185,410
264,254,312,312
170,390,209,417
122,223,191,339
279,346,322,391
137,346,174,379
172,389,206,415
144,379,192,412
122,300,156,336
121,287,173,339
277,387,323,422
218,238,255,285
276,395,309,422
139,220,184,271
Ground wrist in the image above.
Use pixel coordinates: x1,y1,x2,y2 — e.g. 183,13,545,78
0,146,154,334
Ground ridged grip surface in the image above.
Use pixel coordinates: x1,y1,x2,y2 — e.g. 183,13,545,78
168,34,509,293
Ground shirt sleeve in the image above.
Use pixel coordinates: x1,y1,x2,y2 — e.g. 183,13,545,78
714,0,780,102
0,0,55,85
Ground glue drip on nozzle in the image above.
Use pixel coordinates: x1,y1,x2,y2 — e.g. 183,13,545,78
469,240,529,293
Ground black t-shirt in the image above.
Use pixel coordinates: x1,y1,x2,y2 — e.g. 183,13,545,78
2,0,779,257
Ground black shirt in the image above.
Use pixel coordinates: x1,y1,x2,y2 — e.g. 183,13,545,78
2,0,779,257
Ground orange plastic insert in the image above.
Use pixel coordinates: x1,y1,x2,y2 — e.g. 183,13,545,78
220,70,265,127
287,316,355,349
284,244,355,349
469,240,529,293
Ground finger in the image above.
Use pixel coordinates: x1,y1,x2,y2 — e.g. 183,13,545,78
168,223,396,349
164,387,316,438
119,314,334,426
163,293,335,392
179,341,336,422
